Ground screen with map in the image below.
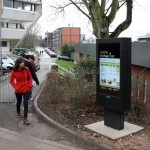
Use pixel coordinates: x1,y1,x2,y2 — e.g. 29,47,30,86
99,44,120,96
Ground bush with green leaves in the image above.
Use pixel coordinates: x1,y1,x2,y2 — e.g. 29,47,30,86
61,44,75,57
74,58,96,82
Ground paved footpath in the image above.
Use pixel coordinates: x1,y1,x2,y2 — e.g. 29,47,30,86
0,49,84,150
0,127,82,150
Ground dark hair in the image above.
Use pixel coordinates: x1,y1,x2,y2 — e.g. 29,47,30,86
28,55,35,60
13,57,24,71
18,53,25,58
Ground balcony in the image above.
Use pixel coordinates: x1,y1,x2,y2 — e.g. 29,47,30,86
1,7,41,22
1,28,25,39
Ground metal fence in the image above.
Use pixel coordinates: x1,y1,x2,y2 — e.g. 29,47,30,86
131,75,150,113
0,73,16,103
75,41,150,68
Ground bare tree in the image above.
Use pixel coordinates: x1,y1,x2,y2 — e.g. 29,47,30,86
21,23,42,49
47,0,133,38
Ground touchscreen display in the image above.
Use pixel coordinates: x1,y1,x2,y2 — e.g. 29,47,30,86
99,44,120,97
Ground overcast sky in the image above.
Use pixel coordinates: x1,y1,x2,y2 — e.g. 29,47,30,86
39,0,150,41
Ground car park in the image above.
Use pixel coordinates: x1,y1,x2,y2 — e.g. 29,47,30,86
57,56,73,61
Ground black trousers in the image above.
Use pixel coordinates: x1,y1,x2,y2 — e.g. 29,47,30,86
15,92,30,117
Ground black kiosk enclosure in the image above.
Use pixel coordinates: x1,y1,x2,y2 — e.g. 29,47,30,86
96,38,131,130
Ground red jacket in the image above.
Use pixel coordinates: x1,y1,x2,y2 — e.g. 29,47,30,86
9,67,32,93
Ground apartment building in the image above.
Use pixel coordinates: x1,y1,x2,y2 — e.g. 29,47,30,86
0,0,42,52
45,27,81,51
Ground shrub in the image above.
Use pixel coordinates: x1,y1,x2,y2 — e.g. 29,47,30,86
61,44,75,57
64,74,96,109
74,58,96,82
43,72,67,104
43,71,96,109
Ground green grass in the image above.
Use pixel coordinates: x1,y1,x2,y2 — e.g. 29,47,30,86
55,60,76,69
55,60,76,75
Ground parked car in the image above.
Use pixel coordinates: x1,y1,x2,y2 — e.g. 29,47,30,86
51,49,56,52
0,53,15,66
44,48,48,53
11,57,18,62
12,48,26,55
49,51,57,58
58,56,73,61
0,62,14,72
46,50,57,58
24,53,40,72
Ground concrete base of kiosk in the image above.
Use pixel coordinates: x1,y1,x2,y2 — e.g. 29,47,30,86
84,121,144,140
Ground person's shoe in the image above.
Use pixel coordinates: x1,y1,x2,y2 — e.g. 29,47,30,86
23,117,30,125
17,112,22,118
30,97,33,101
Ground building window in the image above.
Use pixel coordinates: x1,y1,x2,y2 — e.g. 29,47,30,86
14,1,22,9
32,4,35,11
8,23,16,29
24,3,31,11
1,22,7,28
3,0,13,8
16,24,20,29
2,41,7,47
1,22,25,30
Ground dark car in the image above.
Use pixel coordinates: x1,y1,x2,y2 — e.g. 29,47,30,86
46,50,57,58
12,48,26,55
58,56,73,61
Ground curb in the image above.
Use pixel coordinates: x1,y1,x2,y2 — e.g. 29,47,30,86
33,80,110,150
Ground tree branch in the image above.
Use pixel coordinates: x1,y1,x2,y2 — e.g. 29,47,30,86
110,0,133,38
69,0,91,20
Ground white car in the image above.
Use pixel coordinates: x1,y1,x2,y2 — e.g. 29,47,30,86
0,53,15,66
1,62,14,72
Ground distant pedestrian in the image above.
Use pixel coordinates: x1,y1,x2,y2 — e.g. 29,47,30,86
42,50,43,55
9,57,32,125
40,51,41,55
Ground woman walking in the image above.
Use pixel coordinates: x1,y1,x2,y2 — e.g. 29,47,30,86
9,57,32,125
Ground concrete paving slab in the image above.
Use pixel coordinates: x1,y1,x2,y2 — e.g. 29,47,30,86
21,123,57,139
84,121,144,140
0,127,83,150
0,137,39,150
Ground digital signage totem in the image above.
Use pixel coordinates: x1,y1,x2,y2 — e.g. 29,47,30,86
96,38,131,130
96,38,131,112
